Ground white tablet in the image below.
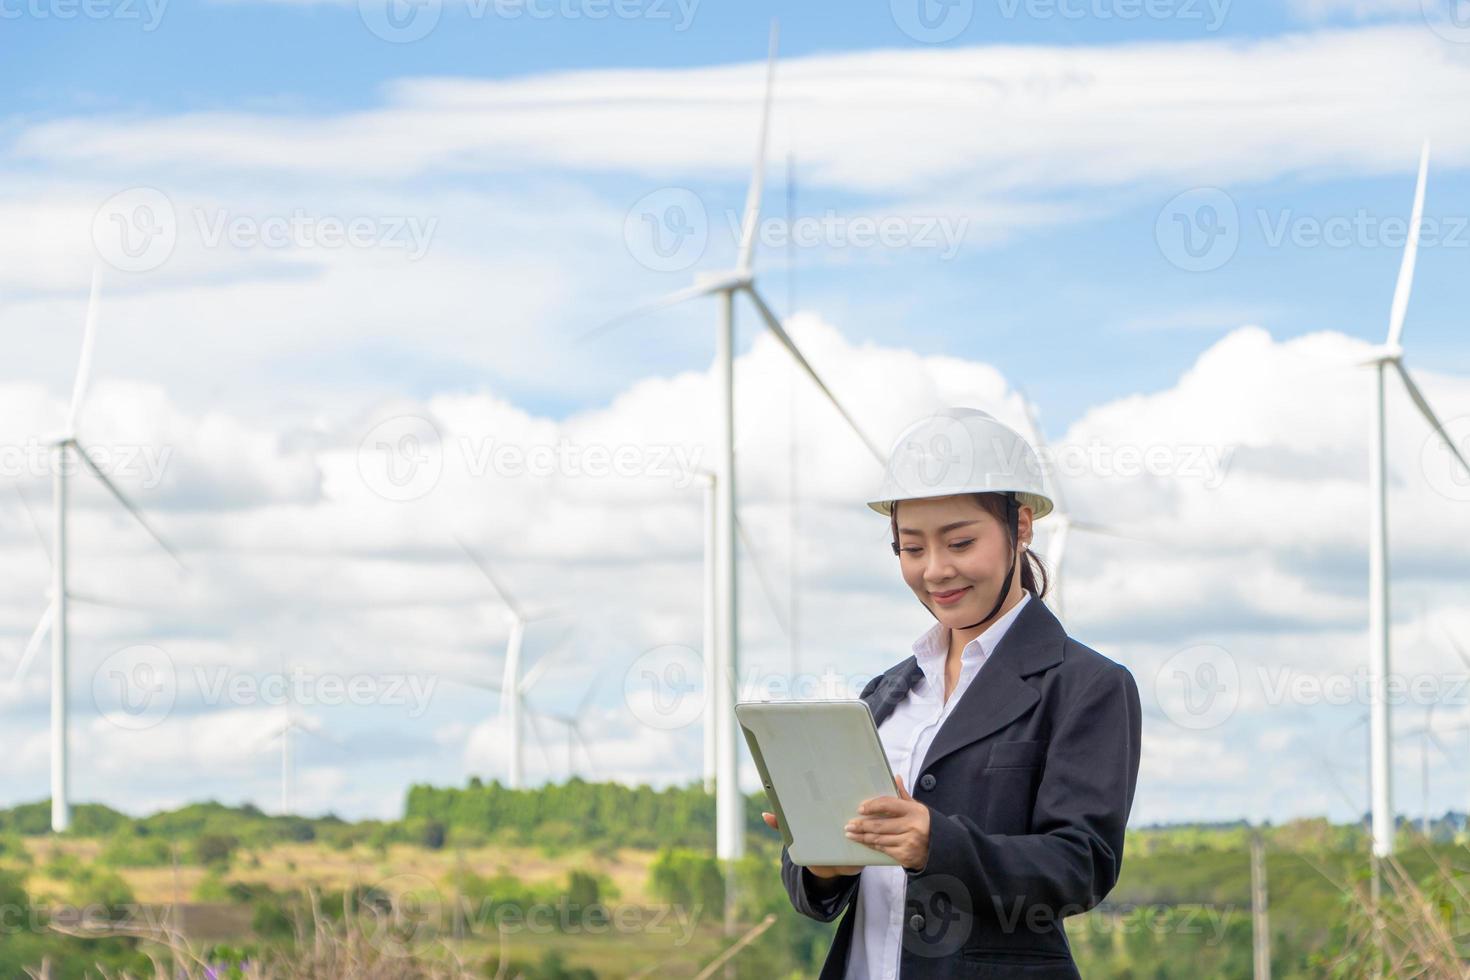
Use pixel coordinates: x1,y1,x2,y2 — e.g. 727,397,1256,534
736,699,901,868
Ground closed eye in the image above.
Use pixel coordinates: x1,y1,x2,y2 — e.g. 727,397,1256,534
898,539,973,555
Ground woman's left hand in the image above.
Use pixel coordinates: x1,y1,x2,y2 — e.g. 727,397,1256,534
845,774,930,872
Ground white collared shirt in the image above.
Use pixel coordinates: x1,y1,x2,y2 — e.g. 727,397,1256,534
844,590,1032,980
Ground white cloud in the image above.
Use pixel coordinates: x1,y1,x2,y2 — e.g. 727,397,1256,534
11,27,1467,194
1290,0,1422,20
2,315,1468,826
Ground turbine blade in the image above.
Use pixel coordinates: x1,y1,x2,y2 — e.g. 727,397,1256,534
1393,361,1470,478
736,514,788,637
735,20,779,272
573,726,597,772
1386,141,1429,348
300,724,342,747
10,600,55,683
67,591,162,611
1439,625,1470,673
455,536,521,619
76,446,187,570
12,483,51,565
67,266,102,435
575,665,607,718
1014,385,1068,515
253,723,290,753
518,629,575,696
525,710,555,772
1069,520,1144,542
577,280,721,346
742,285,885,464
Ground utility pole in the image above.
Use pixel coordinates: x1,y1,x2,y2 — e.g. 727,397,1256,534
1251,830,1270,980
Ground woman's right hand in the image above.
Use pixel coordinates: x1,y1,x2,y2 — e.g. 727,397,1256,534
761,811,863,877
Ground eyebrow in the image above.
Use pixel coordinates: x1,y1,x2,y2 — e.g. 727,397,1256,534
897,520,980,536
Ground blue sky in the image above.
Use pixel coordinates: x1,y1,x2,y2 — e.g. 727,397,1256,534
3,0,1468,433
1,0,1469,828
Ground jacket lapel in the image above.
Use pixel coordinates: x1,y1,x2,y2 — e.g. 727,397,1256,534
861,596,1068,777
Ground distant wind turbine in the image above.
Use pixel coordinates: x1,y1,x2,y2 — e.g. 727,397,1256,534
453,537,566,789
536,666,608,780
254,654,341,817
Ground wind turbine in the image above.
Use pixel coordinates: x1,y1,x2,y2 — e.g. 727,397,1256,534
454,537,566,789
254,657,341,818
535,667,607,780
582,21,886,871
447,632,582,785
1015,392,1128,620
1395,704,1463,840
8,269,185,833
1360,142,1470,858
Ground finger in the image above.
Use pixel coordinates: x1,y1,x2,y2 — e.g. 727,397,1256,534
848,816,906,835
762,811,778,829
895,774,912,801
856,832,903,851
857,796,905,817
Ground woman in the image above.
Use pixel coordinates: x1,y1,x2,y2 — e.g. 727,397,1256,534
766,406,1142,979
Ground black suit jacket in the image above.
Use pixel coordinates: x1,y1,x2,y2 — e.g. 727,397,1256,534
779,595,1142,979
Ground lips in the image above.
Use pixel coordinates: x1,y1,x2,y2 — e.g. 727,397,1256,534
931,586,971,606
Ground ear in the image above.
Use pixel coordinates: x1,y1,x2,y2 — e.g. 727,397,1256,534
1017,503,1034,550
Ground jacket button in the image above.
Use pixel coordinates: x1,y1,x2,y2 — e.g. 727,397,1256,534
919,773,936,791
908,913,925,931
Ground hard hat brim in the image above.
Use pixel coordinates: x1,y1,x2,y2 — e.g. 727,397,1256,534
867,491,1053,521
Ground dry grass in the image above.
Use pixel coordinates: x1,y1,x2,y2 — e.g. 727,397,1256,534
27,887,494,979
21,884,765,980
15,838,660,907
1316,848,1470,979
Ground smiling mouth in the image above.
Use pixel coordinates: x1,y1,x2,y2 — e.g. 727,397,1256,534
930,587,971,603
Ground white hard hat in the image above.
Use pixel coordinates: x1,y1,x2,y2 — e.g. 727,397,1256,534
866,406,1054,520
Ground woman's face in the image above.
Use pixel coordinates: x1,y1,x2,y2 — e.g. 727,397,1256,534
895,494,1033,628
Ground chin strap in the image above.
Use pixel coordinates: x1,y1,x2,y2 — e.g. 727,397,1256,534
955,491,1018,629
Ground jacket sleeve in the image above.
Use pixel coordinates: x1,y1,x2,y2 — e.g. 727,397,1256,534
906,661,1142,925
775,671,885,922
780,849,862,922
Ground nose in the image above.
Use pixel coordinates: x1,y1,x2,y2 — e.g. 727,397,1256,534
923,548,957,585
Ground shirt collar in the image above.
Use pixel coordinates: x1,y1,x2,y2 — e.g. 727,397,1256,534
912,589,1032,686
